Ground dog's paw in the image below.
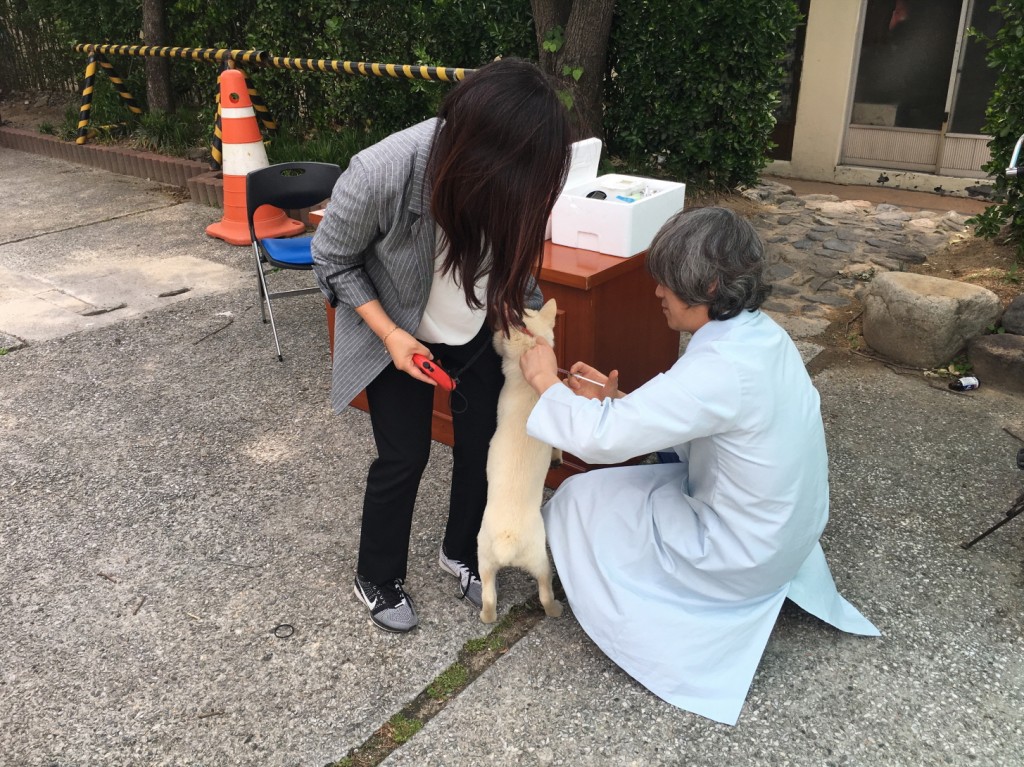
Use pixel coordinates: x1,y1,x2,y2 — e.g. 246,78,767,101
480,607,498,624
544,599,564,618
550,447,563,468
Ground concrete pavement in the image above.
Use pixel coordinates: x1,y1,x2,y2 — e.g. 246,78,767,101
2,147,1022,766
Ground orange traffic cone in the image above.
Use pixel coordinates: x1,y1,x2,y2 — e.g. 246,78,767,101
206,69,304,246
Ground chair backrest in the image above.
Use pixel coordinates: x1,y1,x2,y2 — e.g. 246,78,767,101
245,162,342,241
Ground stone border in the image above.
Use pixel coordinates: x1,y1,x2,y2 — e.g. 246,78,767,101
0,126,209,190
185,170,224,208
0,126,321,222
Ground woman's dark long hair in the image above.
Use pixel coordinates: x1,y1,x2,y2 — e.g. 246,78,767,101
427,58,572,335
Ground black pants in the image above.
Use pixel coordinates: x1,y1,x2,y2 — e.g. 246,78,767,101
357,324,503,584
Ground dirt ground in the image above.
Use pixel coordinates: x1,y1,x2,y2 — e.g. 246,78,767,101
0,90,75,130
4,89,1020,355
908,235,1020,305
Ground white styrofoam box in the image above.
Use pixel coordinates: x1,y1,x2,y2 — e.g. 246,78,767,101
551,173,686,257
545,137,604,240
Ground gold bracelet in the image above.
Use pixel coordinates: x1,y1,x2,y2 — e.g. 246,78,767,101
381,325,400,344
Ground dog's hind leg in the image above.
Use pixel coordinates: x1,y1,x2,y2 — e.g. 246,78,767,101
528,550,563,618
479,556,499,624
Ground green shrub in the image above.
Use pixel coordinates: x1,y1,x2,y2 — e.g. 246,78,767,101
241,0,533,136
130,107,210,155
604,0,801,191
264,122,389,167
968,0,1024,264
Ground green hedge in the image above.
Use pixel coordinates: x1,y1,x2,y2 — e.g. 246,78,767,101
605,0,800,190
241,0,534,134
6,0,800,192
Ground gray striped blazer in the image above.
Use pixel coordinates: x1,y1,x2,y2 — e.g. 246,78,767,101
311,118,542,413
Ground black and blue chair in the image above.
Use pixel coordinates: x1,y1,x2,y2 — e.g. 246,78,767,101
246,162,341,361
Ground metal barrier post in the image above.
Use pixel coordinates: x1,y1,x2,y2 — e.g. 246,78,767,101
239,68,276,134
95,53,144,120
75,53,97,145
210,63,226,170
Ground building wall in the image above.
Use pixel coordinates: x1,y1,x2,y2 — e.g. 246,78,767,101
769,0,988,196
778,0,863,180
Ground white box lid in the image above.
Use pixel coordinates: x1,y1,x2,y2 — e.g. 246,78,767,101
565,137,602,188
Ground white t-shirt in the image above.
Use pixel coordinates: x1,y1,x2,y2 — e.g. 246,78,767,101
415,226,488,344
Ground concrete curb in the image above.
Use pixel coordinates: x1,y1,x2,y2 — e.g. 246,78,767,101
0,126,324,222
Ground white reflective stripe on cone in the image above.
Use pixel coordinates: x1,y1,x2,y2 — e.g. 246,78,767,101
221,106,257,119
222,141,269,176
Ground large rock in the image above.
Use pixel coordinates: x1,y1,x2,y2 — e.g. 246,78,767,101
968,334,1024,394
863,272,1003,368
1002,294,1024,335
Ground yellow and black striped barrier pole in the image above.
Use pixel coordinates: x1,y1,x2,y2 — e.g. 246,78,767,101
243,71,276,134
73,44,467,81
262,56,472,82
72,44,470,153
75,52,142,144
75,53,97,144
211,66,224,170
95,54,144,118
74,44,275,152
74,44,265,65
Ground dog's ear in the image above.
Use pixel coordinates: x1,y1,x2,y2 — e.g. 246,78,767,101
539,298,557,324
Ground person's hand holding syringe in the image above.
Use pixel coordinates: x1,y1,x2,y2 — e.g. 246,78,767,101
520,336,621,400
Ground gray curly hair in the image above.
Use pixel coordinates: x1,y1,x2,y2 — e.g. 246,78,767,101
645,206,771,321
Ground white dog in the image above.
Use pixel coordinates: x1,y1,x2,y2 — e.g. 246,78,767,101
477,298,564,624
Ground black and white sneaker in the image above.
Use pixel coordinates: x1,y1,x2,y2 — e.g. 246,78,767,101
439,547,483,609
353,574,418,633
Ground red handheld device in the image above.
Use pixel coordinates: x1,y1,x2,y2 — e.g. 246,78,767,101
412,353,456,391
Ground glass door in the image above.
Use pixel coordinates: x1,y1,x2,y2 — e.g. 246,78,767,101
843,0,997,177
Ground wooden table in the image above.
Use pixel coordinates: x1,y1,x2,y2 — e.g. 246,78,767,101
324,238,679,487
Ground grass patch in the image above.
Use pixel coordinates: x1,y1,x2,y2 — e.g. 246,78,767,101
328,597,555,767
462,634,504,653
426,663,468,700
384,714,422,744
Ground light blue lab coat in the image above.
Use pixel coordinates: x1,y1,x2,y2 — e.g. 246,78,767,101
527,309,879,725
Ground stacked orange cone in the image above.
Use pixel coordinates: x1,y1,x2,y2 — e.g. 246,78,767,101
206,68,303,246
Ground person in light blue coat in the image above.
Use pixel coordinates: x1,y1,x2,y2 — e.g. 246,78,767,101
519,206,879,725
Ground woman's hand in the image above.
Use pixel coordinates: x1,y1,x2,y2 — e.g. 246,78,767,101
356,300,435,386
383,327,435,385
566,362,620,400
519,337,562,395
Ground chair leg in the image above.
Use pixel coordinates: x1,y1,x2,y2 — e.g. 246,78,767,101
961,491,1024,549
254,256,285,362
252,243,270,324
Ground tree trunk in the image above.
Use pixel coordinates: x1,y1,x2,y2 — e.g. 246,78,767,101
142,0,173,113
531,0,615,140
